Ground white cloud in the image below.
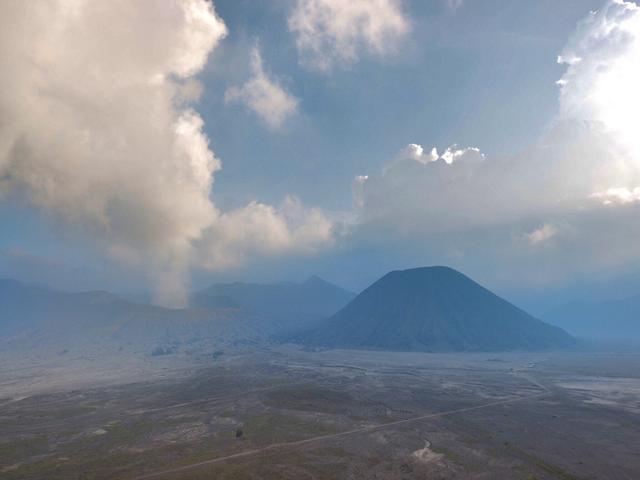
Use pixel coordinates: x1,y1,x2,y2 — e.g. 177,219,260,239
196,196,333,270
346,1,640,288
386,143,483,174
440,145,484,165
0,1,331,306
398,143,439,164
525,224,559,246
591,187,640,205
225,46,299,130
350,124,637,287
288,0,410,71
558,0,640,162
399,143,484,165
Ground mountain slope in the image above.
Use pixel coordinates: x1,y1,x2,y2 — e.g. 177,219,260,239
0,279,252,354
545,294,640,339
191,276,354,329
294,267,575,352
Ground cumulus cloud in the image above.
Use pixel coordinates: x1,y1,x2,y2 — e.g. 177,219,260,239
401,144,484,165
347,0,640,288
351,127,637,287
225,46,299,130
591,187,640,205
397,144,439,164
197,196,333,270
440,146,484,165
525,224,559,246
0,1,331,306
288,0,410,71
557,0,640,202
558,0,640,159
389,144,483,171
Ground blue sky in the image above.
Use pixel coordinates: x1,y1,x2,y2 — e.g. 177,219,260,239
1,0,639,310
205,0,603,210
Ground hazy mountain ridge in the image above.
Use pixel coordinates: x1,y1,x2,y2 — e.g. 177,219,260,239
2,270,577,355
293,267,575,352
191,276,355,331
0,276,355,356
0,278,253,355
545,294,640,339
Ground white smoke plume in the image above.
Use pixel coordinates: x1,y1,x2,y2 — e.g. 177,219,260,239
0,1,332,306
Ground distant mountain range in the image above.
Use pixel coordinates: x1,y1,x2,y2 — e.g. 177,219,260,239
292,267,575,352
2,269,578,355
0,278,255,356
191,276,355,331
544,294,640,339
0,276,354,356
